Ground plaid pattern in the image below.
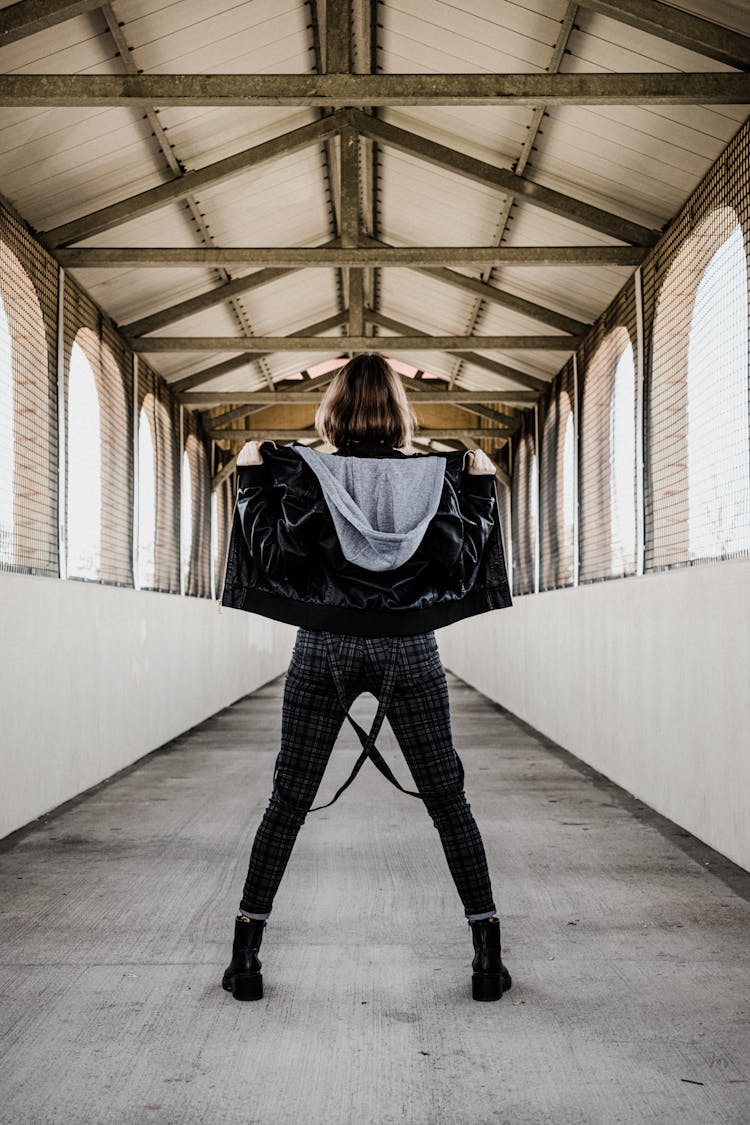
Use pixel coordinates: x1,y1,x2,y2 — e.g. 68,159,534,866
239,627,497,919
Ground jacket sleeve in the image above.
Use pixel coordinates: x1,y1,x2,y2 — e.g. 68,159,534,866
236,462,322,577
422,471,496,587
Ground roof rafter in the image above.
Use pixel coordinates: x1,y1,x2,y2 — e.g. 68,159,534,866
359,237,593,333
121,244,340,336
0,0,102,46
40,112,345,247
581,0,750,71
349,108,660,245
363,310,549,393
162,313,348,391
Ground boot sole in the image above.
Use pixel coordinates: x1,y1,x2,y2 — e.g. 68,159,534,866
222,972,263,1001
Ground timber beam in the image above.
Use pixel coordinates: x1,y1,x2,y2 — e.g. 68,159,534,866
59,246,646,268
128,334,579,353
208,427,512,441
180,389,538,405
1,72,749,107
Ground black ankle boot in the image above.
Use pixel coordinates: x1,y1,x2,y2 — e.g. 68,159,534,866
468,915,512,1001
222,915,266,1001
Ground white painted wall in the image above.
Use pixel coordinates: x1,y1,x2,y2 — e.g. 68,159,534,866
0,571,295,840
438,556,750,873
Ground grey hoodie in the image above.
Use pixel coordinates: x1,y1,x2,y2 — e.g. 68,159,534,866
294,444,447,572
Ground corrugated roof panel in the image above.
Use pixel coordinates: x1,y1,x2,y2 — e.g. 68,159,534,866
0,10,109,72
378,269,477,336
0,112,165,230
470,298,579,340
239,271,341,336
658,0,750,33
115,0,311,74
198,148,331,248
151,106,317,170
455,357,552,396
168,357,269,391
380,0,567,73
479,265,631,327
69,265,219,327
380,105,531,169
372,347,459,383
378,150,507,247
264,347,346,384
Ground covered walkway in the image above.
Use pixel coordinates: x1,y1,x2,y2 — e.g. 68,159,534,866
1,668,749,1125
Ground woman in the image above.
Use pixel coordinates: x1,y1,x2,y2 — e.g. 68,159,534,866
221,354,512,1003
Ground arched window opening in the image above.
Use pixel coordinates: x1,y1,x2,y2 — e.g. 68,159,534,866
67,340,101,579
181,448,193,592
687,223,750,558
580,325,636,581
0,238,54,575
610,341,637,575
137,403,156,589
539,386,575,591
0,294,12,565
650,205,750,569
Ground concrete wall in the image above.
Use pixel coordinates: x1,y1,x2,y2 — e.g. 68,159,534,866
438,556,750,873
0,571,295,841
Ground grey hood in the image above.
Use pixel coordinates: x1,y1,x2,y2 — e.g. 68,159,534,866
295,445,447,572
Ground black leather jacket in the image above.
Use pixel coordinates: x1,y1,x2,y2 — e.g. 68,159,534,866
219,437,512,636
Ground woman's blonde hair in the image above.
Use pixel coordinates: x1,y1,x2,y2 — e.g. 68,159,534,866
315,353,419,451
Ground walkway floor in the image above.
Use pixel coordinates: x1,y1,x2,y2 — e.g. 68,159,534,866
1,668,749,1125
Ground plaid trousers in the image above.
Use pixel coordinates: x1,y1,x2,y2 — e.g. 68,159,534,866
239,627,497,920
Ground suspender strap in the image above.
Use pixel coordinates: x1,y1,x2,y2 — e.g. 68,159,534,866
307,632,424,812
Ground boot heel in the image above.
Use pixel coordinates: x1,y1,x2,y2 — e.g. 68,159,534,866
472,972,502,1002
231,972,263,1001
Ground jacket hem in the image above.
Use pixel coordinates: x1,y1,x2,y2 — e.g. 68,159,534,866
227,585,511,636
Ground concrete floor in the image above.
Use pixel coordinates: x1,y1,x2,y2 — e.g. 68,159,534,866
1,670,749,1125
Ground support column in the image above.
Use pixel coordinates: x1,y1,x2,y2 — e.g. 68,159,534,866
634,266,646,577
55,265,67,580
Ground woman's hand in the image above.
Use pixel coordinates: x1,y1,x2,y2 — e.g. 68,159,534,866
237,440,264,466
466,449,496,476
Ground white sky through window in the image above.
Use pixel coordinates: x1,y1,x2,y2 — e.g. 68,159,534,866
67,341,101,579
687,223,750,557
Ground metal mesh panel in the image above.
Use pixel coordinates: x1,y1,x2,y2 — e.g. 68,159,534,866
183,412,212,598
63,280,133,586
137,360,180,593
577,279,639,583
642,120,750,571
539,359,576,590
510,412,536,596
0,206,59,576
